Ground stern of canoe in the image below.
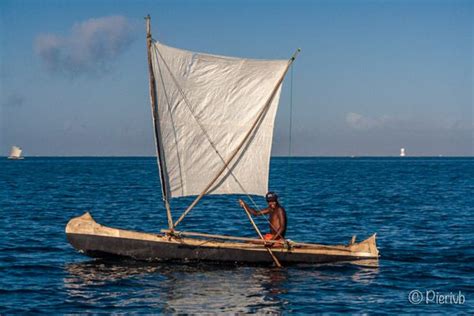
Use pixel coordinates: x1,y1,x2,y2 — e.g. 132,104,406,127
347,234,379,258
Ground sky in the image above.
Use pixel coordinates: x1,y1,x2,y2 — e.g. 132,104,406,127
1,0,472,156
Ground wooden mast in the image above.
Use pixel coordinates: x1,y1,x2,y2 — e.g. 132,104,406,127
145,15,174,231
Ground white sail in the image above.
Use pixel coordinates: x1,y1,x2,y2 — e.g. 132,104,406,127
150,41,287,198
9,146,22,158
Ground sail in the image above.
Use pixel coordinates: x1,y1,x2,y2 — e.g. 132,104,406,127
9,146,22,158
150,41,288,198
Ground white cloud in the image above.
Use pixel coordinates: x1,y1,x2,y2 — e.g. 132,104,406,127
345,112,473,132
345,112,390,130
35,16,136,77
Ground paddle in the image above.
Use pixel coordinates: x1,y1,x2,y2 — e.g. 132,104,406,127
240,201,283,268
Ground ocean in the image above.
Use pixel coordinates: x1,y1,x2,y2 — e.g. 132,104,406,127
1,157,472,313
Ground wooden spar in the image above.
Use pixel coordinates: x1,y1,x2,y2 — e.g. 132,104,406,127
242,208,282,267
145,15,173,231
160,229,357,252
162,229,269,243
173,48,302,229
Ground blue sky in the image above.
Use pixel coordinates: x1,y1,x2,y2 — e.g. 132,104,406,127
1,0,472,156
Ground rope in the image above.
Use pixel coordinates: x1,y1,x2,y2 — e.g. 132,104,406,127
285,64,294,206
288,65,294,158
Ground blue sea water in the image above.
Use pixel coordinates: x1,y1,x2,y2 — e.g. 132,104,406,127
0,157,473,313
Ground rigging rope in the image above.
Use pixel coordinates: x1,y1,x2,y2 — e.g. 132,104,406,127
285,63,294,207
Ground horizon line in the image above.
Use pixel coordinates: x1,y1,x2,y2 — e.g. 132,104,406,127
2,155,473,158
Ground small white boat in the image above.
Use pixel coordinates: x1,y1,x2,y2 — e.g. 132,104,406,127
8,146,24,160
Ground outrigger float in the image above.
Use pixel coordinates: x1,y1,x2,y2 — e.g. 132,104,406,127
66,16,379,267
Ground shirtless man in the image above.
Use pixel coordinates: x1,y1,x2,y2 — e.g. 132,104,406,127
239,192,287,243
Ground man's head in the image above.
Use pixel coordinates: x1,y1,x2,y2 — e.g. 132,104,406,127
265,192,278,209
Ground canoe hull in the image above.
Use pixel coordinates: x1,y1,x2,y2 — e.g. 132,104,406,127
67,233,374,264
66,213,379,265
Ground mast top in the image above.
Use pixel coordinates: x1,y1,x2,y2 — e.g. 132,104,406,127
291,48,301,61
145,14,151,37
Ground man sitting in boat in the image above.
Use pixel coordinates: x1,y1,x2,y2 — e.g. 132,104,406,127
239,192,287,245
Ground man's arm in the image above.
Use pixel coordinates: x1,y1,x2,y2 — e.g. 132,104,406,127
239,199,270,216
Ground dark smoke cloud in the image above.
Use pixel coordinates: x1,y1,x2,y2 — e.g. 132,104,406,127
35,16,136,77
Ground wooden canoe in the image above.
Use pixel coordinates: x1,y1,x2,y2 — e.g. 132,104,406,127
66,212,379,265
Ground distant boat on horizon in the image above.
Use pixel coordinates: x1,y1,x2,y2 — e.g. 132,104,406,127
8,146,24,160
400,148,406,157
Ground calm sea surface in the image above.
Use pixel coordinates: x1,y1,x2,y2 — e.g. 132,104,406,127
1,157,473,313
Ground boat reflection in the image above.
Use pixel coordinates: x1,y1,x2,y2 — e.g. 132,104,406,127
64,259,161,288
161,266,289,313
63,260,378,313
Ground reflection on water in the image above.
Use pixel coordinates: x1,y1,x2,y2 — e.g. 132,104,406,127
162,266,288,313
64,260,379,313
65,260,162,288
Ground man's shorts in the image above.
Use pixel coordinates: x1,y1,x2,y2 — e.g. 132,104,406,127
264,233,280,240
263,233,284,247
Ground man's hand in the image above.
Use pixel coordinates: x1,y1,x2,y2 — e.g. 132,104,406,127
265,242,273,248
239,199,245,208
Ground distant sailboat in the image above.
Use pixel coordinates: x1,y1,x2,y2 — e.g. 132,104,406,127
400,148,406,157
8,146,24,160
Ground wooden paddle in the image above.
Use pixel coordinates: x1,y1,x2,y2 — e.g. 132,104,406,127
240,202,282,268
